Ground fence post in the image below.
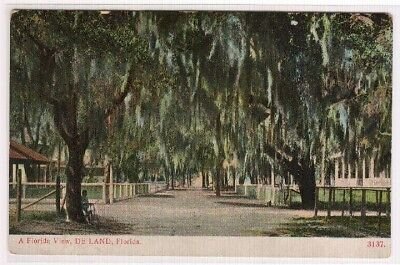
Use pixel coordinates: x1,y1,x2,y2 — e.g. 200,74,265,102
378,190,383,236
361,189,366,223
16,167,22,222
102,182,106,203
349,188,353,217
109,165,114,204
386,188,390,217
314,187,319,217
327,187,332,217
22,184,26,200
341,189,346,217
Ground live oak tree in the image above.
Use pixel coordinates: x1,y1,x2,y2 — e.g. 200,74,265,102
11,10,149,222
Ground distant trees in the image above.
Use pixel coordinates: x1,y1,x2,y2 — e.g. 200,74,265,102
145,12,392,205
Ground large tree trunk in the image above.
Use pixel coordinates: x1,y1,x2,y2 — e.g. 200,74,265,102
103,162,110,204
65,144,86,222
181,169,185,187
214,113,224,197
265,144,316,209
232,168,236,189
164,167,170,190
292,160,316,209
224,170,228,189
171,170,175,190
215,166,222,197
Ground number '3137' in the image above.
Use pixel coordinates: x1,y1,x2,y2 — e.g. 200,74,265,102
367,241,385,248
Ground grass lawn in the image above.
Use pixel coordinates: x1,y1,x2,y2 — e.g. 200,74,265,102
9,210,134,235
244,216,390,237
276,216,390,237
289,188,390,212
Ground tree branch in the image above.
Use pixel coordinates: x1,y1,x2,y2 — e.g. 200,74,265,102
35,84,59,106
22,101,34,144
20,28,60,105
379,131,391,137
23,28,57,56
33,108,45,148
104,62,134,118
53,103,75,147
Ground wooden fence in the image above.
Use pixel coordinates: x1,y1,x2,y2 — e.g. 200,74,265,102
313,186,390,235
9,181,167,204
313,186,390,218
236,184,391,218
236,184,298,206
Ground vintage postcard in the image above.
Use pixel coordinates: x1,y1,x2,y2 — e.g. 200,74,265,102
7,5,393,260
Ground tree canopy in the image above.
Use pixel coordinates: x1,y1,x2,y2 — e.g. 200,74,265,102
10,11,392,219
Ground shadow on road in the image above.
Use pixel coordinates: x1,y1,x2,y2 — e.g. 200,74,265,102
139,194,175,198
170,188,188,191
215,201,268,208
206,194,249,200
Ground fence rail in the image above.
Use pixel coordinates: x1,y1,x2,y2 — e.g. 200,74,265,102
313,186,391,217
236,184,298,206
9,181,167,204
236,184,391,217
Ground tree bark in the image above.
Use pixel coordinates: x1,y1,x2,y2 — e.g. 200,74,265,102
232,168,236,189
56,141,61,214
171,170,175,190
181,169,185,187
214,123,224,196
296,164,316,209
215,165,222,197
265,144,316,208
224,170,228,189
65,144,86,222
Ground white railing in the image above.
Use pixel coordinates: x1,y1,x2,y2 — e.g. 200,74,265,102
9,181,167,204
236,184,299,206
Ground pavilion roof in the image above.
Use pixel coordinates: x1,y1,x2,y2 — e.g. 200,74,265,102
9,140,50,164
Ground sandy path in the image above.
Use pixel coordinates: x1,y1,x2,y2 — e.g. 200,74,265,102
95,188,313,236
11,186,383,236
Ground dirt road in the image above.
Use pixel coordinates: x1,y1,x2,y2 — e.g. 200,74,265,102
95,188,313,236
11,187,388,237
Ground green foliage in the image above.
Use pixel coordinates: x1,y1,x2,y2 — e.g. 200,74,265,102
10,11,392,189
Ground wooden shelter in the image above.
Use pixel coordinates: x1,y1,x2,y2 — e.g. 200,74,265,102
9,140,50,183
9,140,51,221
